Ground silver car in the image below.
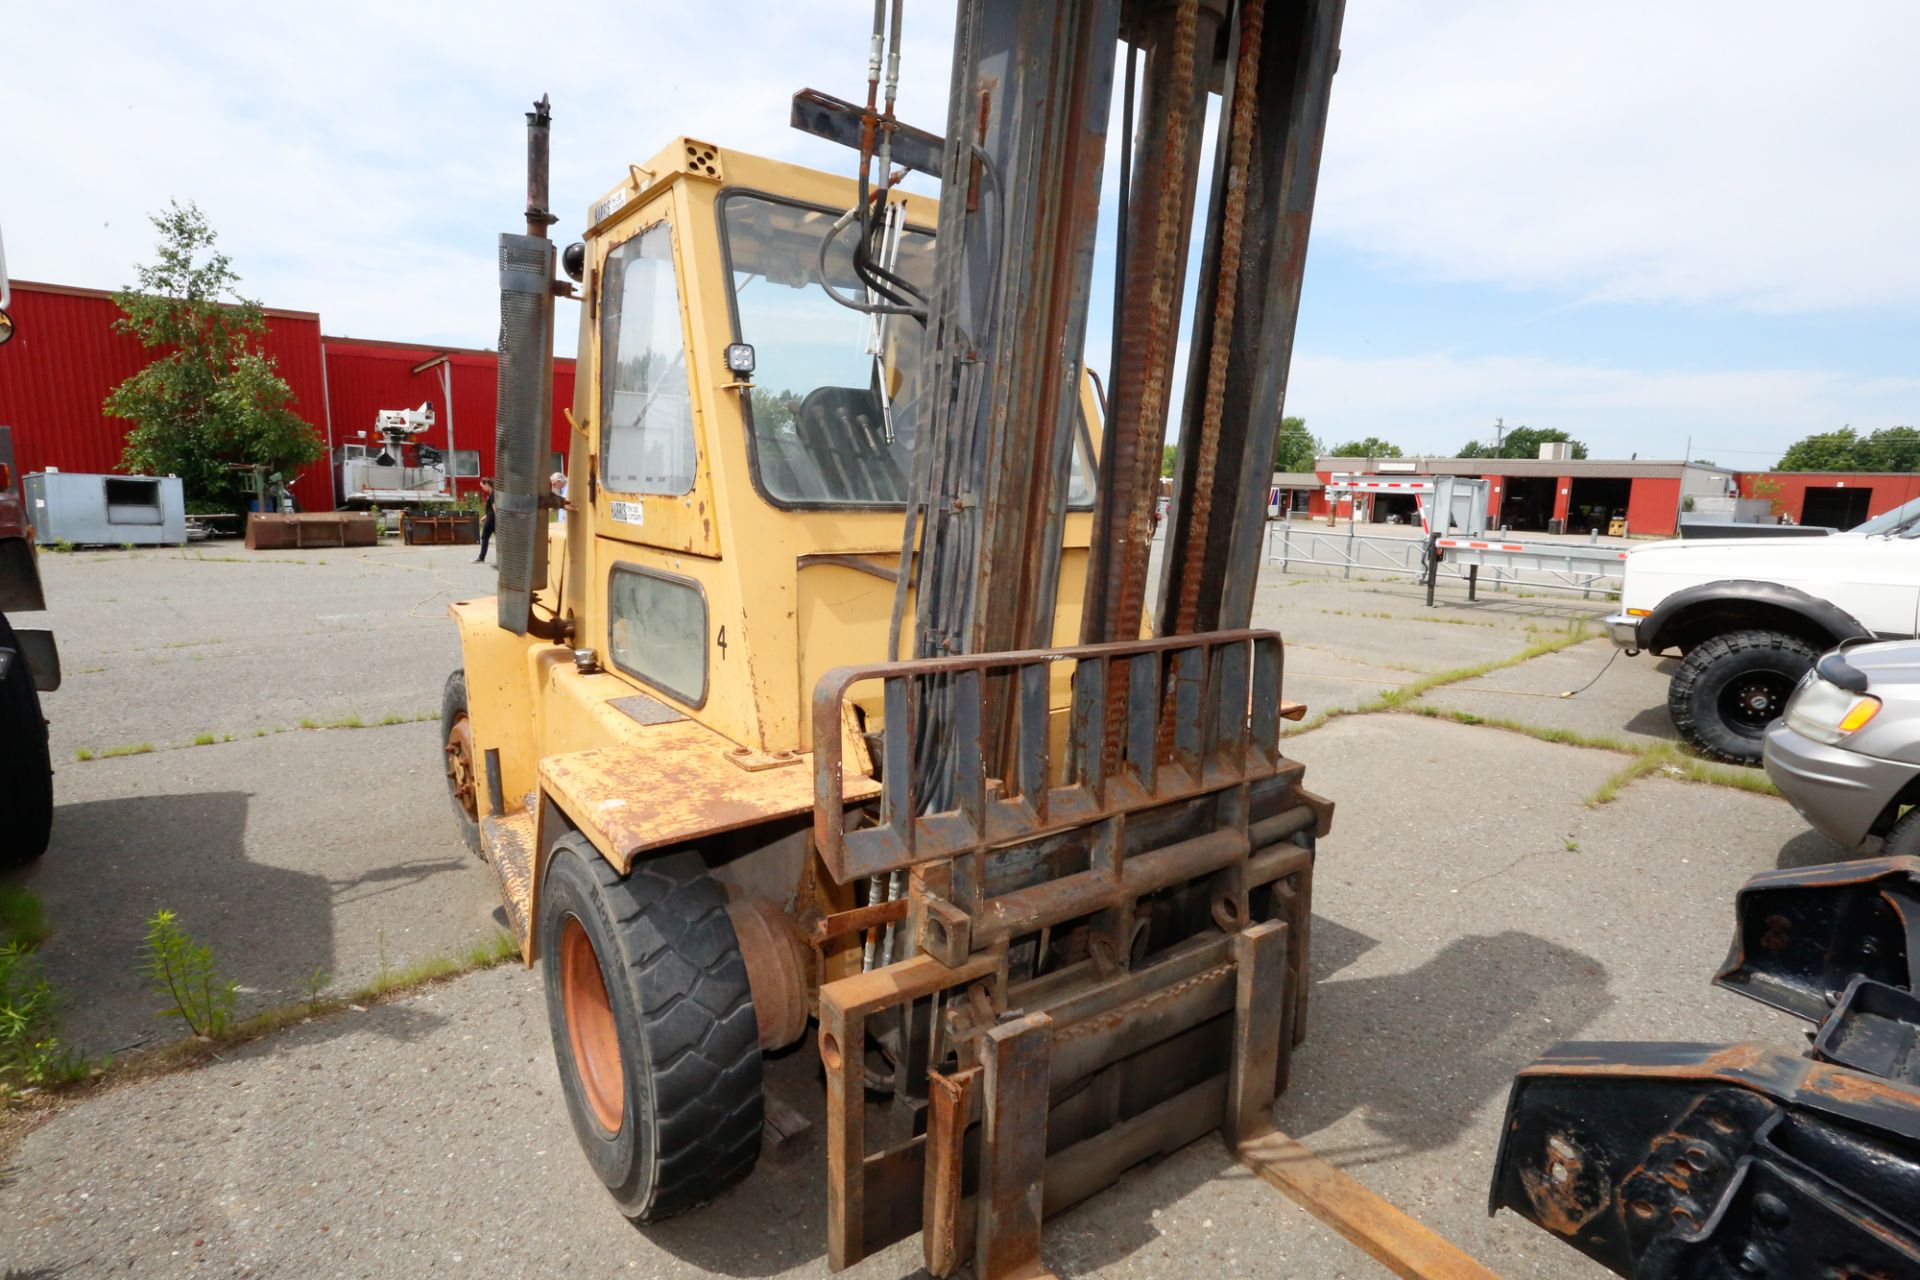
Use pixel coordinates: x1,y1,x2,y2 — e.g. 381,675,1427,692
1763,641,1920,854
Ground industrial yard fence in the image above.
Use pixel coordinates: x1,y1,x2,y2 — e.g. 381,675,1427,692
1262,521,1625,601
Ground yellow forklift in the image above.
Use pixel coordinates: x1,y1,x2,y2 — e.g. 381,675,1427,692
442,2,1374,1274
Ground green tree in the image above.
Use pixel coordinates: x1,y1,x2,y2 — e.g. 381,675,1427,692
105,202,322,506
1457,425,1587,460
1326,436,1403,459
1271,416,1319,472
1862,426,1920,472
1161,444,1178,478
1775,427,1865,472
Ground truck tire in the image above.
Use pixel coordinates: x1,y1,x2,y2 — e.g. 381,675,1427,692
538,836,762,1222
440,669,481,857
1669,629,1817,765
0,611,54,870
1880,806,1920,859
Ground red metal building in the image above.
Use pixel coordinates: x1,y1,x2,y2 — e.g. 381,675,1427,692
1302,456,1739,537
1737,471,1920,528
0,280,575,511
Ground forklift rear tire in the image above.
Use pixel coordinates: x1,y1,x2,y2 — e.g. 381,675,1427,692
538,836,763,1222
440,669,482,857
0,611,54,871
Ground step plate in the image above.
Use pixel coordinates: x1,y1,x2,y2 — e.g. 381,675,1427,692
481,811,537,955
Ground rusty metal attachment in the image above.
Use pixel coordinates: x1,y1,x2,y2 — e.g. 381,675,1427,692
811,629,1325,1276
1492,855,1920,1277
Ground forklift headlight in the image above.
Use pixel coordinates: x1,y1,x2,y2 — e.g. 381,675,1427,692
725,343,756,376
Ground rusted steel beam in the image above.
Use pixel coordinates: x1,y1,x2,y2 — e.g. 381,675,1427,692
973,827,1248,946
923,1066,982,1277
978,1012,1056,1280
808,896,909,944
1082,0,1219,650
1226,919,1288,1144
1239,1127,1502,1280
820,948,1002,1271
1159,0,1347,635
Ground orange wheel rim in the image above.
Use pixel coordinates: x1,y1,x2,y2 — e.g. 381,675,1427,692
444,713,479,821
561,915,625,1132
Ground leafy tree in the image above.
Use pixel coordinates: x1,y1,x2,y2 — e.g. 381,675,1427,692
1326,436,1403,459
1776,427,1865,472
1774,426,1920,472
1271,416,1319,473
106,202,322,506
1161,444,1178,478
1457,425,1587,460
1862,426,1920,473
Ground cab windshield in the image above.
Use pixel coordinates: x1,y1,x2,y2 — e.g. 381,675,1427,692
719,190,1094,509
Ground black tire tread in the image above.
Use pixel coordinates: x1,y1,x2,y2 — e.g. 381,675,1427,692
1883,806,1920,859
554,838,762,1221
0,610,53,870
1668,628,1818,764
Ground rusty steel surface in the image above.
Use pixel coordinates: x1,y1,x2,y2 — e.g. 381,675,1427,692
1712,853,1920,1023
812,629,1283,884
1169,0,1264,638
923,1066,982,1277
979,1012,1055,1280
725,895,810,1051
444,713,479,824
1491,1041,1920,1279
1239,1127,1502,1280
1158,0,1347,635
1081,0,1211,649
479,810,536,956
542,721,879,874
1225,918,1286,1145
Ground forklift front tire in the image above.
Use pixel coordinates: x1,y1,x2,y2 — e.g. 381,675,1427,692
538,836,764,1222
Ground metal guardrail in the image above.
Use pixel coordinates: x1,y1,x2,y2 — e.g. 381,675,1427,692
1263,521,1624,601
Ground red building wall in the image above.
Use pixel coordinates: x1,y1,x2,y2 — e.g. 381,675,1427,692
0,281,575,512
0,281,329,503
1625,477,1680,536
1740,472,1920,524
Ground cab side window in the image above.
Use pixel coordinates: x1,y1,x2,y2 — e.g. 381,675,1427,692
600,222,697,496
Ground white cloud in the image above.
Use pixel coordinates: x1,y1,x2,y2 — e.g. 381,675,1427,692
0,1,958,346
1287,349,1920,463
1318,1,1920,311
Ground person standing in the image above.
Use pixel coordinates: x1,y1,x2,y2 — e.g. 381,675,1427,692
549,470,569,524
475,478,496,563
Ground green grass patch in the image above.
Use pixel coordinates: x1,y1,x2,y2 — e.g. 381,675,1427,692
0,886,50,950
325,714,364,730
1585,743,1780,807
96,742,155,759
190,732,217,747
72,748,93,762
79,929,522,1090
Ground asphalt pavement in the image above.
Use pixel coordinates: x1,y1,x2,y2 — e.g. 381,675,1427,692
1,538,1855,1279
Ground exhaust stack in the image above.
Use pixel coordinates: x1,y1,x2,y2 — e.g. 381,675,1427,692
493,95,560,637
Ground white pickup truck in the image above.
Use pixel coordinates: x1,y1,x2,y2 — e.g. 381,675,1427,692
1605,497,1920,763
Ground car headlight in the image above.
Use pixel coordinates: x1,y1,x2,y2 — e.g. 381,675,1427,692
1784,675,1881,746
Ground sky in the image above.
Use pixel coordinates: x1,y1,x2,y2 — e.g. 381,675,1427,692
4,1,1916,466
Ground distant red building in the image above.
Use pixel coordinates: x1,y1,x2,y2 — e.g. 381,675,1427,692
0,280,574,511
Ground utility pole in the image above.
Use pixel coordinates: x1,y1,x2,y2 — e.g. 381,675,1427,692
1671,433,1692,535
